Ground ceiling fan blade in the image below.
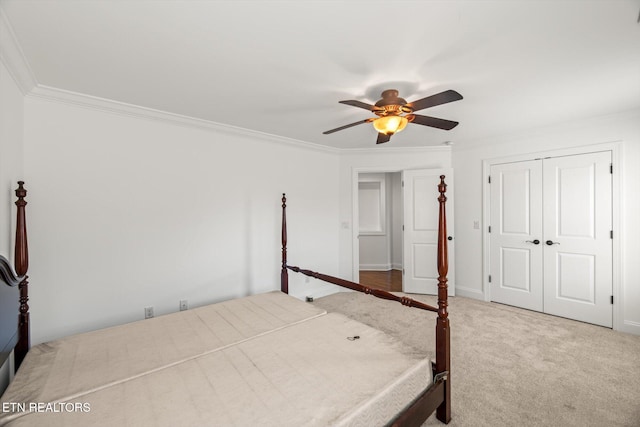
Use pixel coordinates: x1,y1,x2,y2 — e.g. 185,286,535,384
339,100,375,111
410,114,459,130
407,90,463,112
323,119,372,135
376,133,391,144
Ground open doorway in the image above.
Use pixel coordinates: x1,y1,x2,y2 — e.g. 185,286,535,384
357,172,403,292
353,167,455,296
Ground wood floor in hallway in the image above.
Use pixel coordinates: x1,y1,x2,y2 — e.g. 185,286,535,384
359,270,402,292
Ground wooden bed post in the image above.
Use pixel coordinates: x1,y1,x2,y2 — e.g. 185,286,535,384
281,193,288,294
14,181,29,370
435,175,451,423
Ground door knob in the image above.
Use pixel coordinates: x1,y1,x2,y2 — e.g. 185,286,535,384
545,240,560,245
526,239,540,245
448,236,453,241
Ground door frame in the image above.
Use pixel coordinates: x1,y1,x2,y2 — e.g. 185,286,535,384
352,167,404,284
482,141,623,330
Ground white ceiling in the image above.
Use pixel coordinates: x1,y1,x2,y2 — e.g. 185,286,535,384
2,0,640,149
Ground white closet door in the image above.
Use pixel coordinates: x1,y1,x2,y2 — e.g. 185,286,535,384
542,152,613,327
489,160,544,312
402,169,454,295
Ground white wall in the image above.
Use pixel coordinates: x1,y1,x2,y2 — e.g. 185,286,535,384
453,109,640,335
339,147,452,280
23,97,340,344
0,58,24,392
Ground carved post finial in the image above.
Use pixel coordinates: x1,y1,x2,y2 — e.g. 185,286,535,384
15,181,28,276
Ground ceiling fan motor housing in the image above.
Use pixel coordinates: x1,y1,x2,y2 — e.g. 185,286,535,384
374,90,412,116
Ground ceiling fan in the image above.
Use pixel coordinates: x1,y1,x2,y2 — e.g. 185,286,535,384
323,89,463,144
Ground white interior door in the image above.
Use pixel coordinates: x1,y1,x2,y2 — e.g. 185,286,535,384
542,152,612,327
402,169,454,295
490,160,544,312
489,152,613,327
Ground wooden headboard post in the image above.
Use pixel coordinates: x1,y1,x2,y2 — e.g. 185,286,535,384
435,175,451,423
14,181,29,370
281,193,288,294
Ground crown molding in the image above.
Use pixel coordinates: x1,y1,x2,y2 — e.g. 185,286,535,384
0,3,337,155
0,7,37,95
0,4,447,157
455,107,640,152
27,85,451,156
27,85,341,155
20,83,456,157
340,145,452,155
2,3,446,157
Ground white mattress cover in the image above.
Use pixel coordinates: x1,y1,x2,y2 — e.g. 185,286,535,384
2,313,432,427
0,291,326,424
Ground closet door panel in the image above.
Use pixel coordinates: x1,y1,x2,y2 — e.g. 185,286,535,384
489,160,543,311
542,151,613,327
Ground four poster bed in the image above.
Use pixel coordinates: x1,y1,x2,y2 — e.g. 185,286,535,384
0,178,451,426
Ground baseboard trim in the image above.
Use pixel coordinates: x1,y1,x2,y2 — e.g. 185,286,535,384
455,286,484,300
359,264,392,271
620,320,640,336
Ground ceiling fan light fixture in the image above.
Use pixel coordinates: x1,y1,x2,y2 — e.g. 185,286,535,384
323,89,463,144
373,115,408,135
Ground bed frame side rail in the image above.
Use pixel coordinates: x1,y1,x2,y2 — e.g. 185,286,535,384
286,264,439,313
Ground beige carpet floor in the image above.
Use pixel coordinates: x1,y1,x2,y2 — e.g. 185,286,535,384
311,292,640,427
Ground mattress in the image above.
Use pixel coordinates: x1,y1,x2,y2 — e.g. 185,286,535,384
0,292,325,424
0,292,433,426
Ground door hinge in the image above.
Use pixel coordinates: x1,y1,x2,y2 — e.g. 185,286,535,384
402,269,405,275
488,275,492,283
402,225,405,231
611,295,614,304
488,176,491,184
610,230,613,239
488,226,492,233
402,180,404,187
610,163,613,174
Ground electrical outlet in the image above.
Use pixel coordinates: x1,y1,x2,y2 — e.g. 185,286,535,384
473,220,480,230
144,306,154,319
180,300,188,311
